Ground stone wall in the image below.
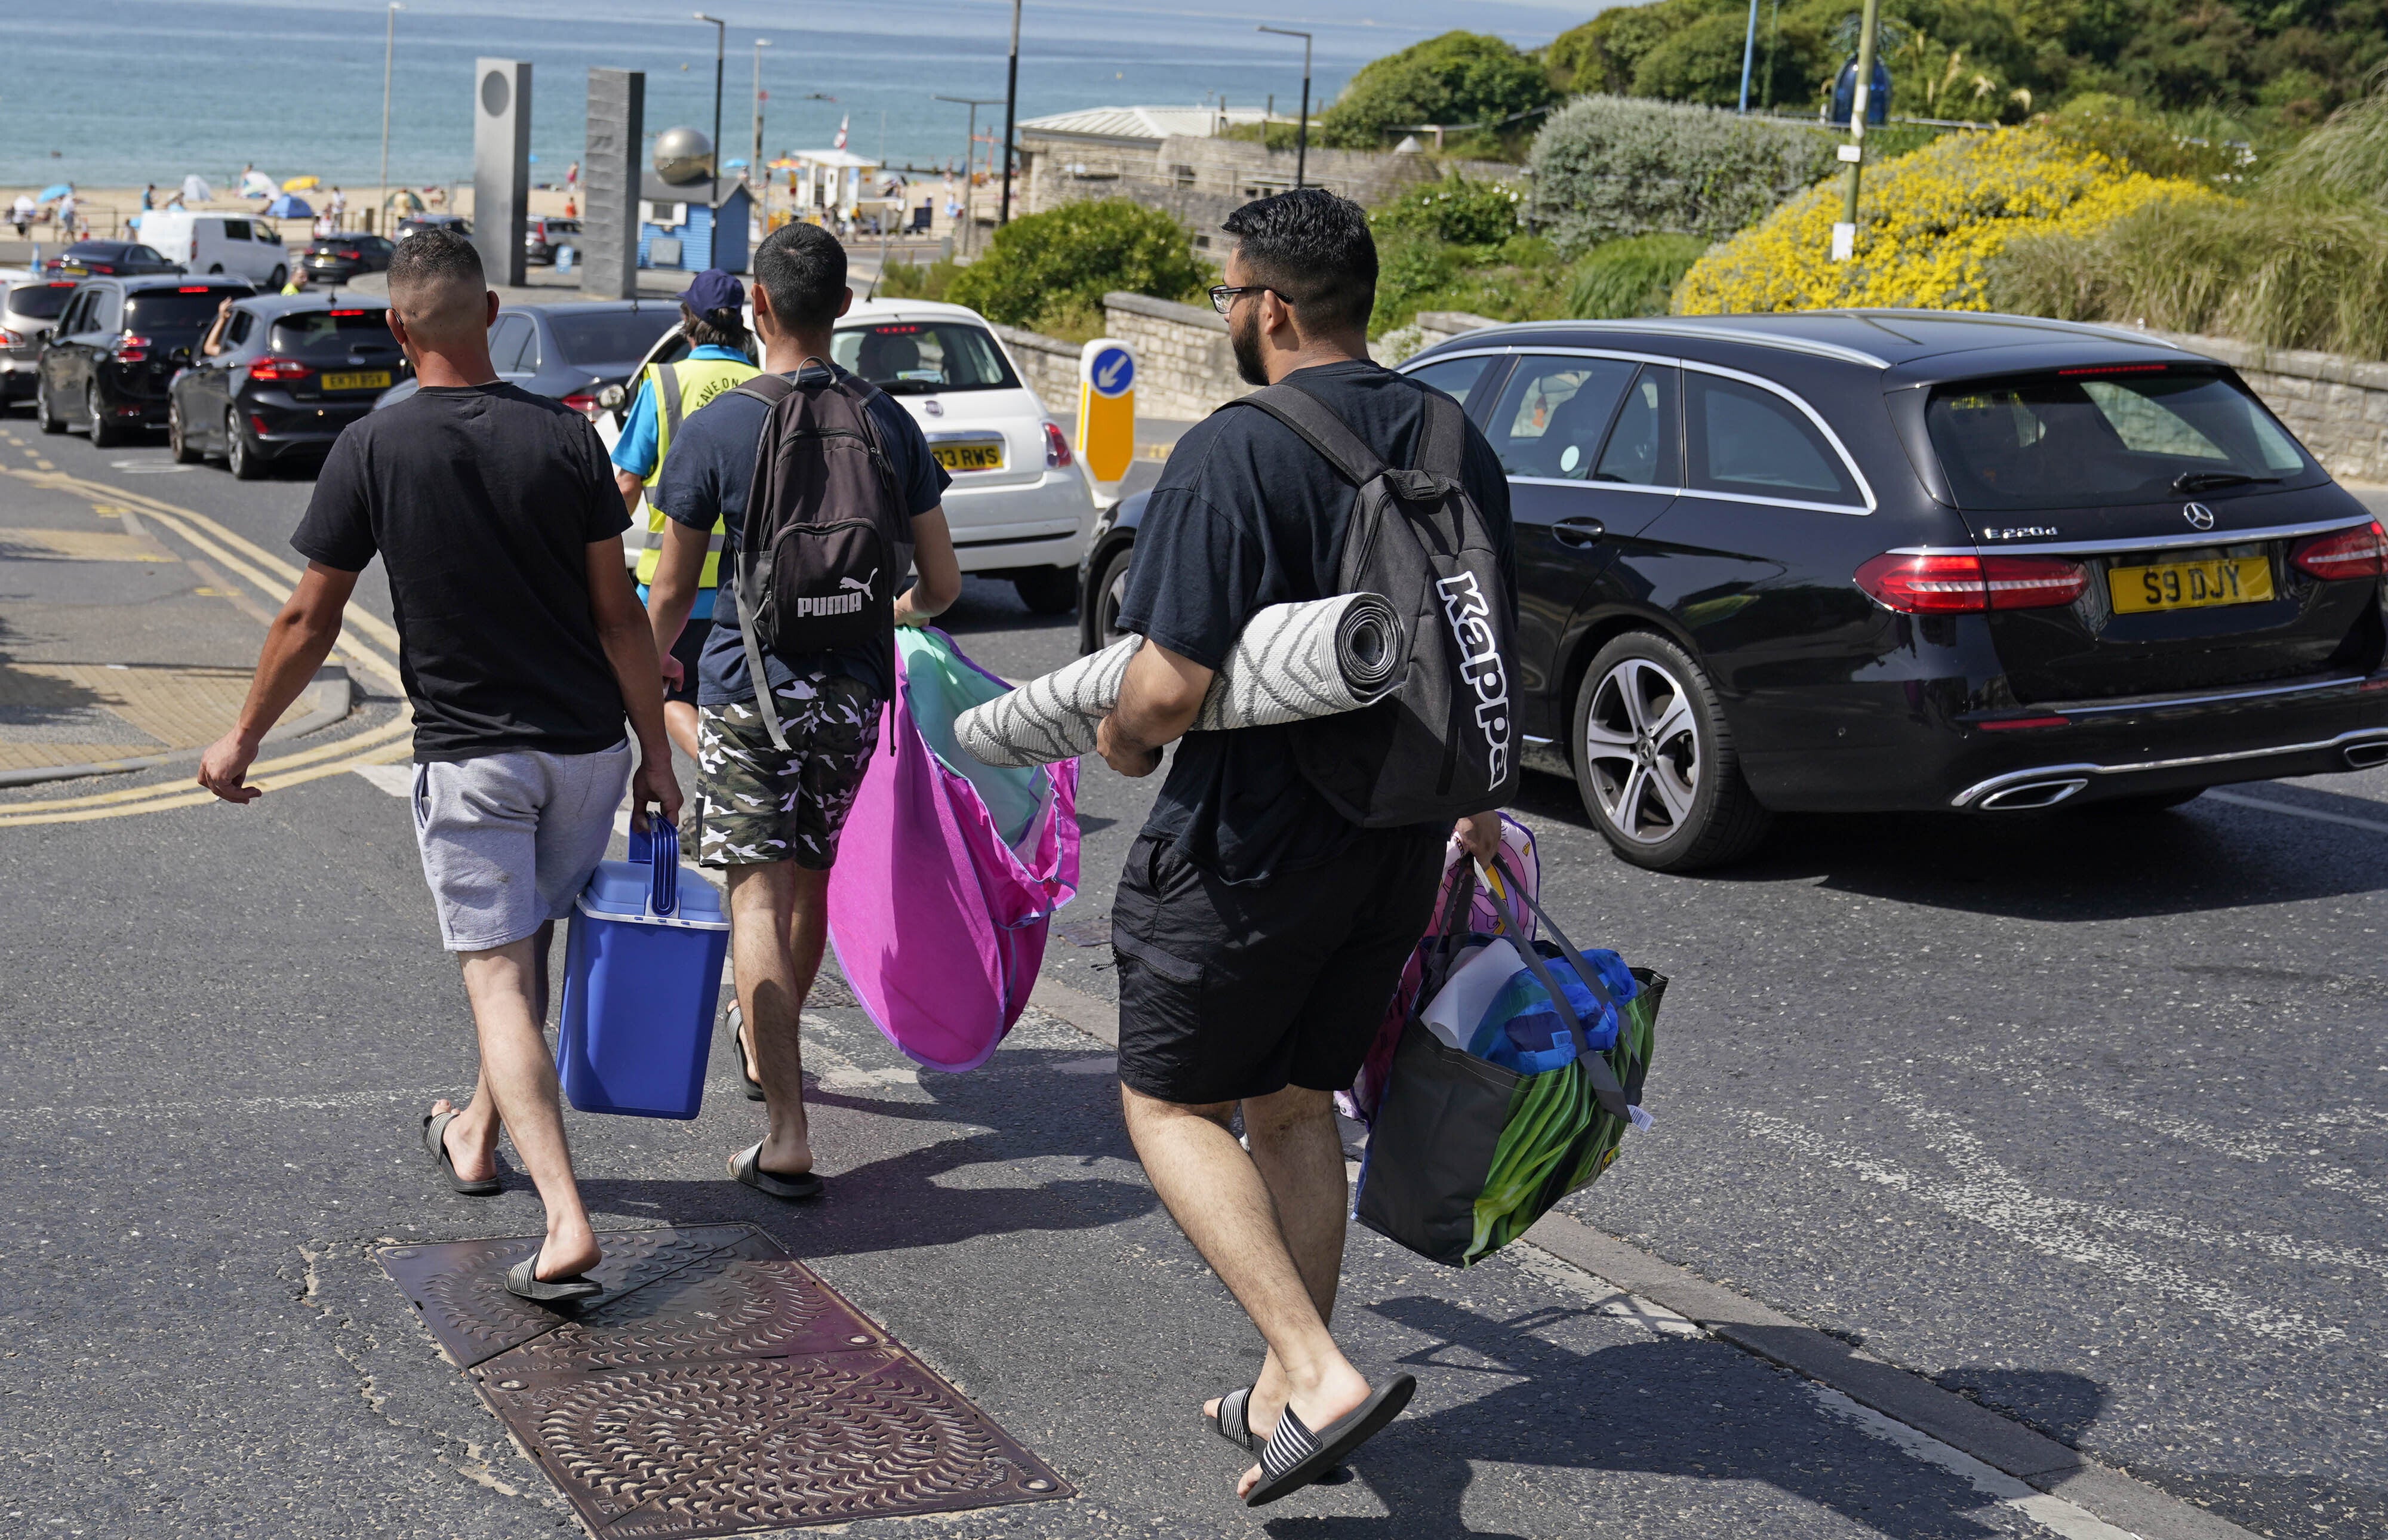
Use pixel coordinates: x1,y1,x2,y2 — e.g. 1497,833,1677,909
991,323,1082,418
1097,292,1251,422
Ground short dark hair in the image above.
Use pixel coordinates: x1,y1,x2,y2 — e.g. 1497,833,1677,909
1221,188,1377,333
680,300,750,353
386,227,482,296
753,223,847,331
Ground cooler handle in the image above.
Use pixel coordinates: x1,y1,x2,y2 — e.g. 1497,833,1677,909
627,808,678,917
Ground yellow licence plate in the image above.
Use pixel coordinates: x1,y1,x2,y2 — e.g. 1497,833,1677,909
320,370,391,392
2109,556,2273,614
933,440,1005,472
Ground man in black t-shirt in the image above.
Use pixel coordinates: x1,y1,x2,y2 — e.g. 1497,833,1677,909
644,223,961,1205
199,230,679,1306
1093,191,1517,1505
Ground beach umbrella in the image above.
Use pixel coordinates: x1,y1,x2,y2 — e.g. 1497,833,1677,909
281,175,319,192
264,193,314,219
38,183,72,202
181,174,212,201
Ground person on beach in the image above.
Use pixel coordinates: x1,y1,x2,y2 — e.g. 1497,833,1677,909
10,195,32,239
642,223,960,1201
140,184,155,212
1093,188,1516,1505
197,227,678,1305
328,186,346,225
611,269,758,789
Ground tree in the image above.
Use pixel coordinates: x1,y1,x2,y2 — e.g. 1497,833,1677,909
945,199,1208,330
1318,32,1558,149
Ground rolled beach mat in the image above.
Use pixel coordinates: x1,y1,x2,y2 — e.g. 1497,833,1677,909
956,592,1408,768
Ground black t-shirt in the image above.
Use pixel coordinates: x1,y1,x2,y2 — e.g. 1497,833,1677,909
292,382,633,762
1118,360,1516,886
653,362,949,706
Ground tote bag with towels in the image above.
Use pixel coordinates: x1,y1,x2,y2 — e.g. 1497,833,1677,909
1353,855,1663,1267
825,627,1079,1072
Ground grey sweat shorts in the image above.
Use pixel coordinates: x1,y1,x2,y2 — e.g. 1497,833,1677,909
409,741,632,952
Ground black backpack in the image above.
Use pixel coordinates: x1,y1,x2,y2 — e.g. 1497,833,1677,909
725,365,911,749
1229,378,1521,827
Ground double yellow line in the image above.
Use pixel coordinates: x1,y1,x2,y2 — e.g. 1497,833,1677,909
0,467,415,826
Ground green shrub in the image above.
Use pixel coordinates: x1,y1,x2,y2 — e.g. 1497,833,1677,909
872,254,961,301
2041,93,2255,183
2270,73,2388,207
944,200,1208,331
1319,32,1556,150
1528,93,1838,255
1370,175,1527,246
1566,233,1710,318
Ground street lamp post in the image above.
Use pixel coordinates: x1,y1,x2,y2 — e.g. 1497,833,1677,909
1256,26,1311,189
1832,0,1883,261
694,12,725,201
1737,0,1760,113
935,95,1003,256
750,38,770,196
378,2,404,230
998,0,1020,226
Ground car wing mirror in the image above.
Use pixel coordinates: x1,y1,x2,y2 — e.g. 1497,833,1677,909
596,383,626,412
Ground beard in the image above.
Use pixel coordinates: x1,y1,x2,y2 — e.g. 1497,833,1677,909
1229,301,1269,387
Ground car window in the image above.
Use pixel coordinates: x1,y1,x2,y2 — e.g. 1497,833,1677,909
549,309,678,366
227,311,256,347
13,283,77,322
89,288,123,332
831,321,1019,393
488,314,535,372
133,245,168,264
1684,372,1855,504
270,308,393,358
1405,355,1497,411
55,292,89,334
1593,365,1680,487
1484,355,1639,480
221,219,251,241
125,288,246,331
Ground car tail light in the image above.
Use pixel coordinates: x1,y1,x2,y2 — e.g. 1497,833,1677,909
0,328,20,348
112,334,153,363
336,248,361,260
248,356,313,383
561,390,601,421
89,263,118,276
1854,552,2088,613
2292,520,2388,581
1043,421,1073,469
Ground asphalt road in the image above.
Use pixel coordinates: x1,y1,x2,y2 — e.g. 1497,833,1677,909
3,418,2383,1539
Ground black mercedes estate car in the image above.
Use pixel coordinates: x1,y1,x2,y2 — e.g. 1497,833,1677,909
1078,312,2388,871
35,275,256,446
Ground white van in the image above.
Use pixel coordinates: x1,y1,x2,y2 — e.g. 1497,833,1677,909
135,212,292,287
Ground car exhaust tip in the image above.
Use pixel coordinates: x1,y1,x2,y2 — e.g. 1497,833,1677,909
1977,778,2090,811
2343,740,2388,769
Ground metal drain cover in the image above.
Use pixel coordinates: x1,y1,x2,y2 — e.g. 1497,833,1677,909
380,1225,1069,1535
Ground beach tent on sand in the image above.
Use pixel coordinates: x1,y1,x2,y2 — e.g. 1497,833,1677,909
180,175,212,202
264,194,313,220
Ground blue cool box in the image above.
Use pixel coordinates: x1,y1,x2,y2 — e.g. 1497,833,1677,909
556,823,729,1120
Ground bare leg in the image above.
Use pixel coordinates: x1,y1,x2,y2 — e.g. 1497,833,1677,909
1214,1086,1351,1441
1122,1082,1370,1498
727,861,833,1177
663,700,701,764
433,921,556,1184
456,927,596,1280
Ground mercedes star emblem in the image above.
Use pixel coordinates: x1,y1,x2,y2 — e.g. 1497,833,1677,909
2184,503,2216,531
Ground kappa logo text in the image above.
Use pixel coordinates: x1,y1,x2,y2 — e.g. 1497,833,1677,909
1437,571,1512,785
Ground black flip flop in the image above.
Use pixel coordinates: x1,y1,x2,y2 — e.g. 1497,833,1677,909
504,1256,602,1305
1244,1373,1416,1508
1212,1384,1260,1452
727,1003,765,1101
728,1141,823,1201
421,1110,500,1196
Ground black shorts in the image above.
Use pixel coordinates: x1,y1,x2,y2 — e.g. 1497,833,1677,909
1112,825,1447,1106
666,618,709,707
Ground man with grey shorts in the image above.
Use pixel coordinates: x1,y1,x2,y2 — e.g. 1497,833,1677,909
200,229,679,1304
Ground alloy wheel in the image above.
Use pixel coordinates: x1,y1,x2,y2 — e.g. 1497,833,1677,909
226,408,256,479
1582,656,1701,845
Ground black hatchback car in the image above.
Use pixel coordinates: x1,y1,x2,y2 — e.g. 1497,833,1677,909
35,275,255,446
1078,312,2388,871
168,294,408,477
299,232,396,284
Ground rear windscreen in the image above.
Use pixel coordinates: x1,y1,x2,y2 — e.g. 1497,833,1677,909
549,310,678,366
5,284,77,321
270,310,393,356
1926,368,2316,510
124,289,248,331
833,322,1018,394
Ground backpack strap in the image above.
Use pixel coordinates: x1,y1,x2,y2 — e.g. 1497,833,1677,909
1414,386,1467,482
726,372,802,750
1226,381,1389,487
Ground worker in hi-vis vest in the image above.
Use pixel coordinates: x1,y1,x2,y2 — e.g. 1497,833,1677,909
614,269,760,777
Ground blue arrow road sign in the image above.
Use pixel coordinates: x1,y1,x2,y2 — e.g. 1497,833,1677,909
1091,346,1134,398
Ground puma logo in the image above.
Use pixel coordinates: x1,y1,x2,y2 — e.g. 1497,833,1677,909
796,570,876,618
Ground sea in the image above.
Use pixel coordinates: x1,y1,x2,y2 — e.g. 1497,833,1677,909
4,0,1581,192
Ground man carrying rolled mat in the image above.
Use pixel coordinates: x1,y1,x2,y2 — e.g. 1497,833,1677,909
643,222,961,1201
197,228,681,1305
1092,189,1516,1506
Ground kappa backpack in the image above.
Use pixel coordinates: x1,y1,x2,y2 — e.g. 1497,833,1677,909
1228,378,1521,827
725,364,912,749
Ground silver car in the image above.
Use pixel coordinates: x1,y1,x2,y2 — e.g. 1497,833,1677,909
1,273,80,408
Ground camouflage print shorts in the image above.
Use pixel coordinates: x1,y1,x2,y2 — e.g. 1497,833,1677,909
696,675,884,870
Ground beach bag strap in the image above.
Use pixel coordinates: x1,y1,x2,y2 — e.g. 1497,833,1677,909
1480,852,1638,1122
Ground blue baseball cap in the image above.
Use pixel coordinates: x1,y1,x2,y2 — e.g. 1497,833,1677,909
678,268,744,316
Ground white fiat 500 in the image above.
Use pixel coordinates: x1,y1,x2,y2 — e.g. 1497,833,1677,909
601,296,1094,615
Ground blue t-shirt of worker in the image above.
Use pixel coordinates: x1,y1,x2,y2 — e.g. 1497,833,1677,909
653,361,949,706
616,343,755,623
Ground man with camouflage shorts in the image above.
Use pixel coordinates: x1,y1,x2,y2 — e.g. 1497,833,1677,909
644,223,961,1200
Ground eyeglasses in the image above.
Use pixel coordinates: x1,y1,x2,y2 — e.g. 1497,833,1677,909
1207,284,1285,316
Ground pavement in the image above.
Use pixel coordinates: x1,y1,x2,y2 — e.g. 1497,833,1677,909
2,415,2383,1540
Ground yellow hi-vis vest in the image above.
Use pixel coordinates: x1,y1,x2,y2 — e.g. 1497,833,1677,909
634,356,760,590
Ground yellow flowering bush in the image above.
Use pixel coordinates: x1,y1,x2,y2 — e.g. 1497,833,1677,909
1674,128,2218,315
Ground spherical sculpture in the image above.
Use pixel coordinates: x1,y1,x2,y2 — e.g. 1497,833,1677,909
653,127,715,187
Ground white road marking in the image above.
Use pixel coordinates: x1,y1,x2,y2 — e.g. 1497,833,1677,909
1803,1384,2144,1540
2206,787,2388,836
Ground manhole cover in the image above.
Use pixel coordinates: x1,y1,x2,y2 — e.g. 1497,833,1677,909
378,1225,1068,1535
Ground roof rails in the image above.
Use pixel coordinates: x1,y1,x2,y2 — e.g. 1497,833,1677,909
1846,308,2184,351
1461,316,1891,369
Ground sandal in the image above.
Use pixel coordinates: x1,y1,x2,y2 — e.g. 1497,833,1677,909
1244,1373,1415,1508
504,1255,602,1305
1211,1384,1260,1452
727,1003,765,1101
728,1141,823,1201
421,1110,500,1196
